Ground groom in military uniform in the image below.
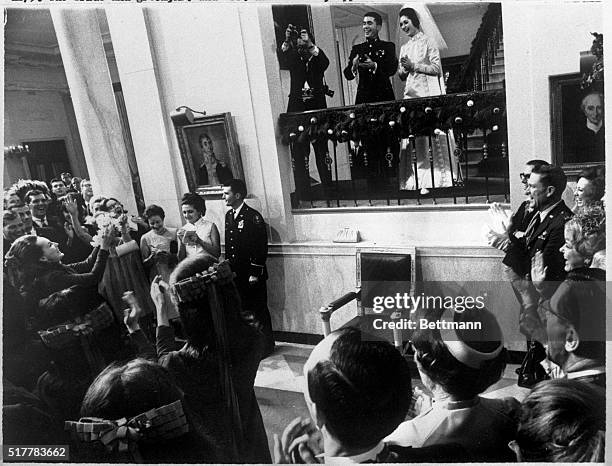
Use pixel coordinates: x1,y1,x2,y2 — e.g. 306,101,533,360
223,179,274,355
343,11,398,104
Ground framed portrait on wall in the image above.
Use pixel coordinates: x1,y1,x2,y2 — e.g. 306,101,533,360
550,73,604,175
173,112,244,197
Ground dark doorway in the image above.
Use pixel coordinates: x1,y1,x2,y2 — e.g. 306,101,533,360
23,139,71,183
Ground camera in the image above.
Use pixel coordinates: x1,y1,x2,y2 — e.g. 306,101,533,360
287,24,299,39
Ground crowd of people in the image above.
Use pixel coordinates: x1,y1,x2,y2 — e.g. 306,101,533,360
2,6,607,461
273,159,607,462
3,160,605,463
3,172,277,462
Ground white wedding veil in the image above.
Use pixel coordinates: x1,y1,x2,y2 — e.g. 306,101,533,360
400,3,448,51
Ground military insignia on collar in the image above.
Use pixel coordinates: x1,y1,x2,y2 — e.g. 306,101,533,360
253,215,263,225
538,232,548,240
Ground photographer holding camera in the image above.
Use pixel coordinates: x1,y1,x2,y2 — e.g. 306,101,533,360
280,25,333,197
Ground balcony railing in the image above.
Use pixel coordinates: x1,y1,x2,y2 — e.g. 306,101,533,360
278,90,509,209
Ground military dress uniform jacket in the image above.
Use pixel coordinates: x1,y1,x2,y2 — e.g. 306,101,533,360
225,203,268,281
503,200,537,277
525,201,573,298
343,38,398,104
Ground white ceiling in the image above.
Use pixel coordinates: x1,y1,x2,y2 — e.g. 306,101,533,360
4,8,111,61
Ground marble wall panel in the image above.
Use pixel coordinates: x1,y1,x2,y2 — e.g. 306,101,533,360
266,244,524,351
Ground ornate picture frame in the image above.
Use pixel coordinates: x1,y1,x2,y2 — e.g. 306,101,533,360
549,73,604,175
173,112,244,197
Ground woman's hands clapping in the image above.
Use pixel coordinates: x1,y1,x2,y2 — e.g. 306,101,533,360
401,55,414,72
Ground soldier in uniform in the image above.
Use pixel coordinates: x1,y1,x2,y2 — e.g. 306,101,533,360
343,12,398,104
222,179,274,355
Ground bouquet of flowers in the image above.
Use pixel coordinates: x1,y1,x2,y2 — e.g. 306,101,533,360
90,212,121,248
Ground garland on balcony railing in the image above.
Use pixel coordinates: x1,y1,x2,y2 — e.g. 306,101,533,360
278,90,507,146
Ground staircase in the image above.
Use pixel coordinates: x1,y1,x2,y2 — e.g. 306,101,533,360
484,43,505,91
457,4,507,181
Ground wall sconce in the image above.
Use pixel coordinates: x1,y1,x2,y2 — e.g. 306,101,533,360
4,144,30,157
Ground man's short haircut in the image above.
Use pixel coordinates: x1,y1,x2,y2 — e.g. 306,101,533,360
50,178,65,186
198,133,211,147
223,179,247,199
181,193,206,215
516,379,604,462
581,91,603,110
526,159,549,171
307,327,412,450
144,204,165,221
24,189,47,204
80,179,91,190
531,164,567,196
3,210,19,226
364,11,383,25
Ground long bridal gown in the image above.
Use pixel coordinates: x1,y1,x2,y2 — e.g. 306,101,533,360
398,31,459,191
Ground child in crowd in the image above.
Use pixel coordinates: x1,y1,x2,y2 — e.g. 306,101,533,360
67,358,220,463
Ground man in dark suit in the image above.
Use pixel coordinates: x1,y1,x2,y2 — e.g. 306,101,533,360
343,12,397,104
25,189,66,244
280,26,332,197
222,179,274,355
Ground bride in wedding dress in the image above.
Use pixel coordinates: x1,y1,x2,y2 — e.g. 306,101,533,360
396,5,460,191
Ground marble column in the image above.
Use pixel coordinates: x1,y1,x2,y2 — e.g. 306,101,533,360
50,9,137,214
104,7,183,228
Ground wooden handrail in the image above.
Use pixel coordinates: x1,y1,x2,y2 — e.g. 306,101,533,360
452,4,503,93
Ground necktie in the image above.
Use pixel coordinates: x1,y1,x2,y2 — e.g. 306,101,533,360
525,214,541,243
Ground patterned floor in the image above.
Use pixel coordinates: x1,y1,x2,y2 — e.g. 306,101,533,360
254,342,530,456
